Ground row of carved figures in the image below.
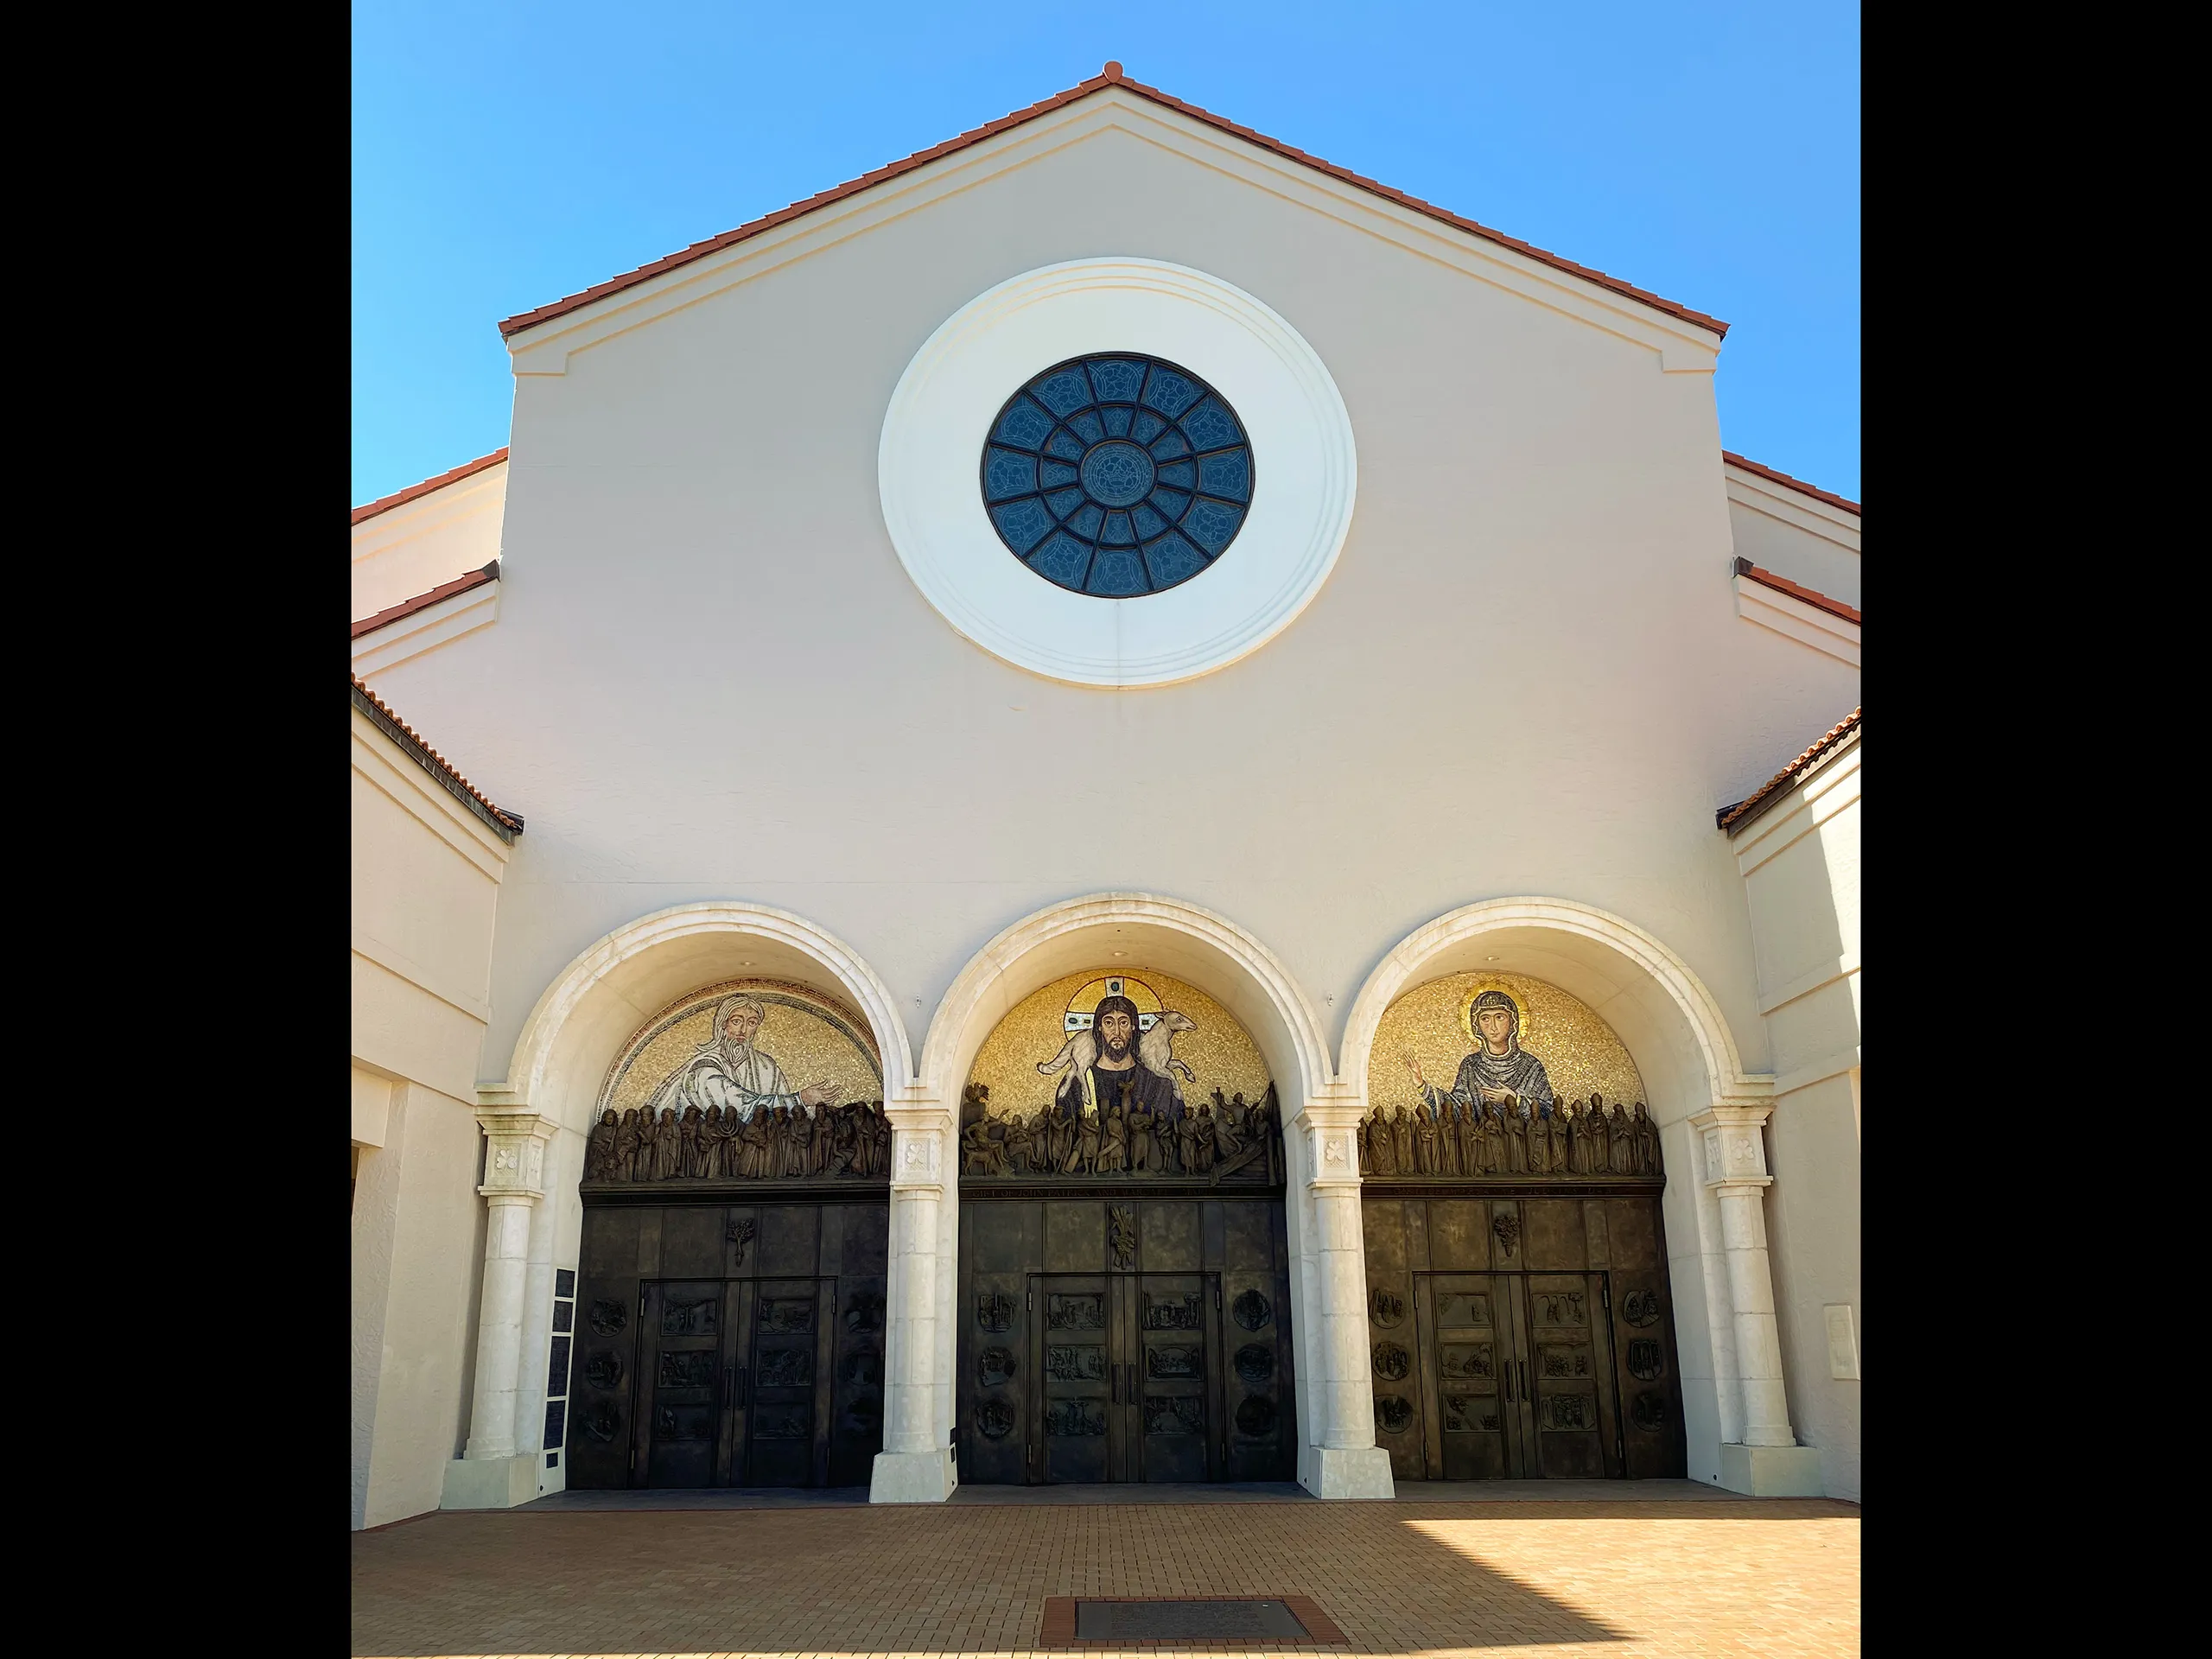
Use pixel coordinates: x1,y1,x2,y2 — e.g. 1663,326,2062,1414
1360,1096,1661,1179
584,1100,893,1183
959,1084,1284,1180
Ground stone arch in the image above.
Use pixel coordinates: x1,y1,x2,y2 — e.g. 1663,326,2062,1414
920,892,1332,1110
498,900,915,1131
1339,897,1758,1128
1338,897,1788,1487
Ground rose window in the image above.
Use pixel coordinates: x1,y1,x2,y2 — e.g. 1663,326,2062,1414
979,353,1255,596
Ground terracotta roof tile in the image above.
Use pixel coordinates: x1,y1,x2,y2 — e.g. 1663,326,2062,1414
352,561,500,638
351,675,524,842
497,65,1728,341
1732,557,1859,626
1717,708,1860,834
1723,451,1859,517
352,448,509,526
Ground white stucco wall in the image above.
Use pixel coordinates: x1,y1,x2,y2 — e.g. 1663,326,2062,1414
351,704,512,1529
353,458,507,622
1732,734,1860,1500
354,92,1860,1491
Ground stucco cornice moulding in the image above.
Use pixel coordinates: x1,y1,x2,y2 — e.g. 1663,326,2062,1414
504,92,1722,378
1730,741,1860,874
1724,464,1861,549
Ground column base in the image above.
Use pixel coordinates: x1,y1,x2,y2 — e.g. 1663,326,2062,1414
1716,1442,1825,1497
1297,1445,1395,1499
869,1447,957,1503
441,1453,538,1510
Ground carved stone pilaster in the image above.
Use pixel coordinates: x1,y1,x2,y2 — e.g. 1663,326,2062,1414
459,1107,553,1469
874,1089,957,1502
1285,1088,1392,1498
1690,1101,1797,1453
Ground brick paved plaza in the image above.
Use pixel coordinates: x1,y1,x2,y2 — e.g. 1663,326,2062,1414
351,1491,1860,1658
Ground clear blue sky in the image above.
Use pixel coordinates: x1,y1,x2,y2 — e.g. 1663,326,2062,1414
353,2,1859,507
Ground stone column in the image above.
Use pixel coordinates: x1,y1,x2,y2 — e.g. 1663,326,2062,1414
1693,1103,1823,1496
1294,1095,1395,1498
871,1089,957,1502
442,1106,551,1510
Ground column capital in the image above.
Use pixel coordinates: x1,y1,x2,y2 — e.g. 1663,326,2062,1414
474,1107,550,1202
885,1090,951,1192
1692,1108,1771,1192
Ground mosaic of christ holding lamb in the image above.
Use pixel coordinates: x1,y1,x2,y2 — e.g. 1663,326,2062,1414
1365,971,1661,1179
584,981,889,1184
961,969,1281,1181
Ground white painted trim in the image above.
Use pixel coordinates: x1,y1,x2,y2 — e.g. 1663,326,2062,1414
351,940,493,1027
353,579,501,677
506,92,1723,376
1757,951,1859,1016
879,257,1357,688
1733,575,1859,667
1773,1047,1860,1100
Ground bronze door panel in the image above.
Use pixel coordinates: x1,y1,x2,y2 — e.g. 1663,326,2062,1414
742,1278,831,1486
635,1280,748,1488
1134,1274,1217,1483
1517,1274,1618,1478
1415,1274,1511,1480
1033,1276,1115,1483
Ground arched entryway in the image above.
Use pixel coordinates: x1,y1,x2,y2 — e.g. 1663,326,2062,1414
1339,898,1800,1488
454,902,915,1501
912,893,1389,1497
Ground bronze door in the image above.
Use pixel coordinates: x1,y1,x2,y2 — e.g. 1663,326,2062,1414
1414,1274,1512,1479
1032,1276,1116,1483
1516,1274,1618,1478
1133,1274,1219,1483
740,1279,836,1487
634,1280,747,1487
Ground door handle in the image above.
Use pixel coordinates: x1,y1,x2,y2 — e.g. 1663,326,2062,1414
1502,1363,1513,1403
732,1365,748,1406
1518,1361,1529,1399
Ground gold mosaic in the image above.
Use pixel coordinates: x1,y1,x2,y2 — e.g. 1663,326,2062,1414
601,977,883,1116
967,968,1271,1116
1367,971,1643,1111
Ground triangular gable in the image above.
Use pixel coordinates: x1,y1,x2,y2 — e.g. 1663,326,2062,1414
499,64,1726,344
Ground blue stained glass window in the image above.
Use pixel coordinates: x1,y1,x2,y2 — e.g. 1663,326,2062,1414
980,353,1255,596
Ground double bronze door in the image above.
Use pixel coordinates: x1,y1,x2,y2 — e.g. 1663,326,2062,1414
633,1276,843,1488
1029,1273,1220,1484
1409,1271,1622,1480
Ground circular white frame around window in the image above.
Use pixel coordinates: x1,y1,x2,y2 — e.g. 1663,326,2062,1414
879,258,1357,688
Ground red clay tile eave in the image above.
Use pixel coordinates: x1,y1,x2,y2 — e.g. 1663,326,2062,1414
496,67,1729,342
352,562,499,639
352,448,509,526
1724,451,1860,517
351,674,524,839
1717,708,1861,833
1732,558,1859,626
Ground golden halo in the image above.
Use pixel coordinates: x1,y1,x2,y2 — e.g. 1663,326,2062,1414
1065,973,1163,1032
1461,983,1536,1052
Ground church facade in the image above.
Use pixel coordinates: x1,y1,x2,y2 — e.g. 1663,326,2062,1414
349,67,1861,1530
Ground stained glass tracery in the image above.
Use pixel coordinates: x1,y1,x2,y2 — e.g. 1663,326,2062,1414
981,353,1255,597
